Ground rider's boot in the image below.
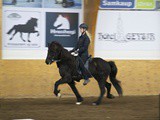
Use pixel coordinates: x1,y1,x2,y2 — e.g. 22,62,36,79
83,79,90,85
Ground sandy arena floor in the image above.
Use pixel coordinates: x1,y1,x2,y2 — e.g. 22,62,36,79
0,96,159,120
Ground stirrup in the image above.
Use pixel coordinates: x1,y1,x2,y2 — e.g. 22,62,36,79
83,79,90,85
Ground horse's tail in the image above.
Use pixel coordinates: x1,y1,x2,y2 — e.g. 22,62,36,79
108,61,123,96
7,25,16,34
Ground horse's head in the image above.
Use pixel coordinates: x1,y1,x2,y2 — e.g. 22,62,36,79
27,17,38,27
45,41,63,65
53,15,64,28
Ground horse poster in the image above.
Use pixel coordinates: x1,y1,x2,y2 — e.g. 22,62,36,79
43,0,82,9
3,0,82,9
3,0,42,8
99,0,156,10
46,12,79,48
3,10,41,48
2,0,83,59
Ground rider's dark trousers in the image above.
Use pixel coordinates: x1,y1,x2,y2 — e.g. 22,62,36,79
78,56,91,80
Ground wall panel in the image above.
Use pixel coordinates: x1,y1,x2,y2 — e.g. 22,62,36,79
0,0,160,98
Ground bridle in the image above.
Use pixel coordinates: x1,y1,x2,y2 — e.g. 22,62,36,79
50,48,62,63
51,57,61,63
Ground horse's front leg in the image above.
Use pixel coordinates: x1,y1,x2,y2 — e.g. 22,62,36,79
34,30,39,36
68,81,83,105
54,76,71,97
54,78,62,97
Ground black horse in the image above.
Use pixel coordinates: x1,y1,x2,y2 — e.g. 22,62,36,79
7,17,39,42
45,41,123,105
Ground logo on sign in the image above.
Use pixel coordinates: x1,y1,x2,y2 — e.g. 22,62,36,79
46,12,78,47
100,0,135,9
98,14,155,42
7,13,21,20
53,15,70,29
136,0,155,9
50,14,76,37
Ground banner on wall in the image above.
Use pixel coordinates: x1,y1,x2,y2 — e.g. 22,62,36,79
100,0,156,10
3,0,82,9
94,10,160,59
2,0,83,59
46,12,79,47
156,0,160,10
100,0,135,9
4,10,41,48
136,0,155,9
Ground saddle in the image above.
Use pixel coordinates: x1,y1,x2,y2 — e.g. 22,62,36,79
84,55,92,70
73,55,92,80
72,55,92,82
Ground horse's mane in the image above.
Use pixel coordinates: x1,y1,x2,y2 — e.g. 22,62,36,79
51,41,63,48
50,41,74,62
26,18,37,26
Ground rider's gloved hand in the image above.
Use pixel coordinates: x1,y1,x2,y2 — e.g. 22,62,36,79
71,49,79,56
71,51,78,56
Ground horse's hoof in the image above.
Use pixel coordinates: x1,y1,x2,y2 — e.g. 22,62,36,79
54,90,61,96
107,94,115,99
76,102,82,105
92,102,99,106
118,94,123,97
57,93,61,99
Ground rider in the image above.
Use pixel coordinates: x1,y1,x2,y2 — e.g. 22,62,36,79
71,23,91,85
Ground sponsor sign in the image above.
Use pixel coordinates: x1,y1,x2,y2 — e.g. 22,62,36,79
43,0,82,9
2,1,83,59
136,0,155,9
46,12,79,47
3,10,41,48
155,0,160,10
100,0,135,9
100,0,156,10
3,0,82,9
3,0,42,8
94,10,160,59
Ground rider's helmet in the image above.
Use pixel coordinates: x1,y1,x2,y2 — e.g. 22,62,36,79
79,23,88,30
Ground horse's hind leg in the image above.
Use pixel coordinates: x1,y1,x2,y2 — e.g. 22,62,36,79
104,76,114,98
37,31,39,36
20,32,25,42
33,31,39,36
68,81,83,105
93,78,106,105
105,82,115,99
28,33,31,42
